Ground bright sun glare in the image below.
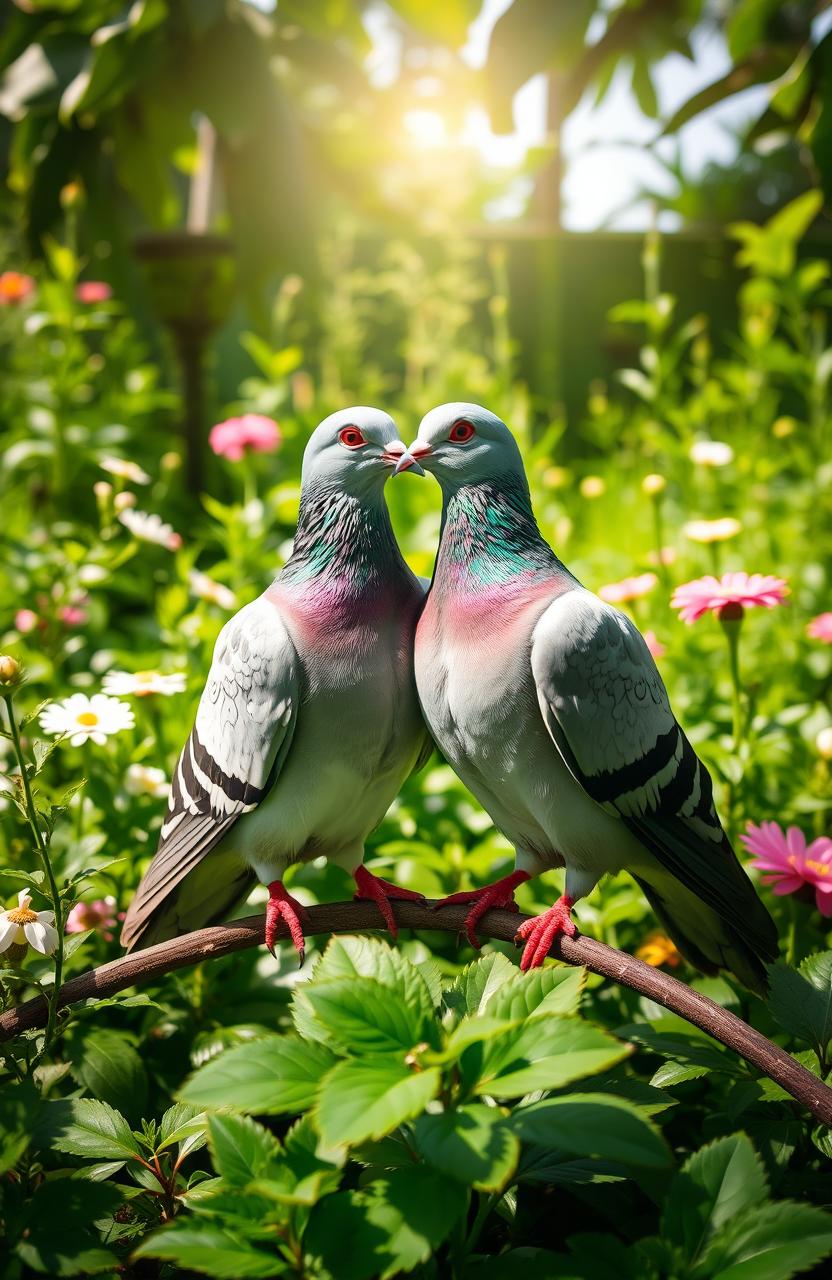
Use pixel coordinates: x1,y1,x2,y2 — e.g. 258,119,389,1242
402,109,449,147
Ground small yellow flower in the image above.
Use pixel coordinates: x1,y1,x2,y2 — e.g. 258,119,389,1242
636,931,681,969
0,890,58,957
542,466,570,490
772,416,796,439
817,728,832,761
580,476,606,500
642,474,666,497
682,518,742,544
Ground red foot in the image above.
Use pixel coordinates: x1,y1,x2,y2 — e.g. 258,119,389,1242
353,865,425,939
266,881,310,964
514,893,576,971
432,870,530,948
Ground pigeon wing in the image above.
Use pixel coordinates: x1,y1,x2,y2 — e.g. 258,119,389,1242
121,596,299,950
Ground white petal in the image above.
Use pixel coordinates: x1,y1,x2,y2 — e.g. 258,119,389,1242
69,731,89,746
0,918,17,950
24,920,56,954
36,910,55,926
17,888,31,908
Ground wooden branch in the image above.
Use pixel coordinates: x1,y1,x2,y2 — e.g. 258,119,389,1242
2,901,831,1126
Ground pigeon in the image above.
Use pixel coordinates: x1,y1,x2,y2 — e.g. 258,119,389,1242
409,402,778,991
121,407,429,960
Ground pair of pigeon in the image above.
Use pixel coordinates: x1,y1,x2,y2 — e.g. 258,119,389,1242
122,403,778,991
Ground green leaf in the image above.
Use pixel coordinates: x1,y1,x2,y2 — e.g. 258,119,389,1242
695,1200,832,1280
303,976,429,1055
316,1057,441,1148
444,951,516,1017
767,954,832,1061
135,1224,282,1278
510,1094,671,1168
304,1166,467,1280
485,964,585,1021
662,1133,767,1258
34,1097,142,1161
314,934,436,1021
0,1078,39,1174
207,1113,282,1187
68,1028,148,1119
474,1016,630,1099
180,1034,335,1114
157,1101,207,1157
17,1179,121,1277
415,1103,520,1190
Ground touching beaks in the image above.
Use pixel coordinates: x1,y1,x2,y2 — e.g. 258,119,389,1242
408,440,433,462
383,439,425,476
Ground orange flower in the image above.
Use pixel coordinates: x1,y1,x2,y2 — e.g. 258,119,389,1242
636,931,681,968
0,271,35,305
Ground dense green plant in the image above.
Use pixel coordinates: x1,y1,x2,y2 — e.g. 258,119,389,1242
1,190,832,1274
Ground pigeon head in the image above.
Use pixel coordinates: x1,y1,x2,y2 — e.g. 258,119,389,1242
410,402,526,491
302,407,421,496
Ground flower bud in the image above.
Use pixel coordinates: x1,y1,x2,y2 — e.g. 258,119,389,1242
0,655,22,689
60,181,85,211
114,490,136,513
817,728,832,761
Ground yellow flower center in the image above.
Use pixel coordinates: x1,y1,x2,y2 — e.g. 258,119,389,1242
7,905,37,924
76,712,99,726
807,860,830,877
134,671,157,682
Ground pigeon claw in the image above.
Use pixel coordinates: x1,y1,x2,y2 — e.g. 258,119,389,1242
432,869,529,949
514,894,576,971
265,880,309,965
353,866,425,939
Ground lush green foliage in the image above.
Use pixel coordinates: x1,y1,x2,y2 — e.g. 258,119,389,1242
2,191,832,1276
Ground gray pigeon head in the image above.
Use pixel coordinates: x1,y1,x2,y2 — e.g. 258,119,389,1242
301,407,420,495
411,402,526,490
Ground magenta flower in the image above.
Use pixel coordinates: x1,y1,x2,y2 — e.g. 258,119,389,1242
599,573,657,605
59,604,87,627
209,414,282,462
741,821,832,915
76,281,112,304
807,613,832,643
65,896,118,941
671,571,789,624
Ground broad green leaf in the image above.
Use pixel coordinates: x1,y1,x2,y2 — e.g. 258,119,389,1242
17,1179,121,1277
135,1224,282,1277
474,1016,630,1099
444,952,516,1017
767,954,832,1060
510,1094,671,1168
0,1078,39,1173
304,1166,467,1280
485,964,585,1021
415,1103,520,1190
303,977,429,1054
694,1200,832,1280
316,1057,441,1147
34,1097,141,1161
181,1034,335,1114
157,1102,208,1158
68,1028,148,1119
445,1015,519,1057
312,934,435,1021
662,1133,767,1258
469,1247,585,1278
207,1113,282,1187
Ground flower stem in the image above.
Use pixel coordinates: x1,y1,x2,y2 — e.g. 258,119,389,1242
720,614,744,754
2,693,64,1051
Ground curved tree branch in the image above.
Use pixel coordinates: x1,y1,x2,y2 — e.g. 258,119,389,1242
2,901,831,1126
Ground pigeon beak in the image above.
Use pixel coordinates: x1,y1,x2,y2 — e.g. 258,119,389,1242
408,440,433,464
383,440,425,476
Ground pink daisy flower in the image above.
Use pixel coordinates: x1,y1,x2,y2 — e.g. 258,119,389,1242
599,573,658,605
807,613,832,643
76,281,112,304
65,896,119,941
209,414,282,462
671,571,789,624
741,821,832,916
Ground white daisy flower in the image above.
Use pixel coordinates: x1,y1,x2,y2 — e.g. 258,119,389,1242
0,889,58,956
118,509,182,551
188,570,237,611
102,670,186,698
124,763,169,798
689,440,734,467
39,692,135,746
100,457,151,485
682,517,742,544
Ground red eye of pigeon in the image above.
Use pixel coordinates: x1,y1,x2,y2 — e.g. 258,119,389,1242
339,426,366,449
449,419,475,443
